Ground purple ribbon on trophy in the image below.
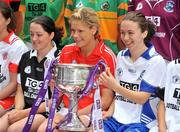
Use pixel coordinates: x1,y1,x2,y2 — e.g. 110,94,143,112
23,59,58,132
46,86,60,132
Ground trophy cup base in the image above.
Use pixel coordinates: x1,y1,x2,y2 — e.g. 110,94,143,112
59,126,87,132
59,114,88,132
59,121,88,132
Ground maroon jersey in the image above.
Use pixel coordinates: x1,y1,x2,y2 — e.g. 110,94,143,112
129,0,180,61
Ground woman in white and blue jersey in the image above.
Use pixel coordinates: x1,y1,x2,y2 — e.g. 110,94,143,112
158,58,180,132
99,11,166,132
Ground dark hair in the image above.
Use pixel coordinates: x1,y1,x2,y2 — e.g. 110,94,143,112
30,16,63,46
0,1,16,31
122,11,155,44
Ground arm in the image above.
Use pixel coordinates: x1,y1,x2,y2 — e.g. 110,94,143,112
101,87,114,110
14,83,25,110
0,72,17,99
9,79,52,123
103,99,115,119
99,68,151,104
20,101,47,115
107,99,114,115
158,100,167,132
8,97,50,124
78,104,93,116
78,86,114,115
8,83,27,123
78,97,115,121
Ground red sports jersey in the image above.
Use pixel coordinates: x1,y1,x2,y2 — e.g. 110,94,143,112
59,40,116,109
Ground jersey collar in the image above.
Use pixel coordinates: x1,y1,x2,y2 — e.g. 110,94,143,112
3,31,14,44
73,39,105,57
124,42,154,60
30,41,57,59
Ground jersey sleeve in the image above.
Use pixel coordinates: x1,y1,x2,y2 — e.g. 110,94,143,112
156,87,165,101
164,59,180,102
59,46,67,63
17,53,25,84
103,47,116,76
9,40,28,73
140,56,166,94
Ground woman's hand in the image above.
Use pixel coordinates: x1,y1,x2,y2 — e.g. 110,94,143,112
8,109,27,124
54,113,65,124
102,110,112,119
99,68,118,91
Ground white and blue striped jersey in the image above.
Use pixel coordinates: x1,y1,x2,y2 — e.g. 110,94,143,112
113,43,166,128
164,59,180,132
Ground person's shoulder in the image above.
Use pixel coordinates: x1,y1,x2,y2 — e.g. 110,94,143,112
62,43,76,50
101,44,116,69
18,50,31,64
149,47,164,61
21,50,31,58
117,48,128,56
61,43,77,54
168,59,180,68
10,33,25,46
9,33,28,51
101,44,116,59
147,47,167,68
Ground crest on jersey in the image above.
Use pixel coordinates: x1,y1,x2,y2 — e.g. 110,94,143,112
24,66,31,74
100,1,110,11
164,0,175,13
172,75,180,84
76,2,83,8
136,2,143,10
2,52,8,60
117,67,123,77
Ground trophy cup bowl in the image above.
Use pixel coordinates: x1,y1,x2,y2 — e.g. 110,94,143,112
55,63,93,131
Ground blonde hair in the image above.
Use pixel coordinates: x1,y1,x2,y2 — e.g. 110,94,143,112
69,7,100,34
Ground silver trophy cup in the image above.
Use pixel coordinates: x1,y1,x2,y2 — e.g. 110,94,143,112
55,63,93,131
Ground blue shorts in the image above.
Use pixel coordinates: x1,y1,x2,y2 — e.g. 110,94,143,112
103,117,149,132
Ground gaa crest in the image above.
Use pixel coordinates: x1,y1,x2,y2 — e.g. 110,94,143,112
164,0,175,13
101,1,110,11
